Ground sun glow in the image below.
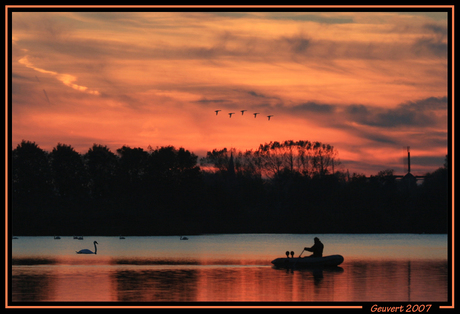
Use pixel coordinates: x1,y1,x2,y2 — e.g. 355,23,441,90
11,10,449,175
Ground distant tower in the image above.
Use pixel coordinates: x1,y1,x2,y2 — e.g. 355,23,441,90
402,146,416,190
228,152,235,179
407,146,411,173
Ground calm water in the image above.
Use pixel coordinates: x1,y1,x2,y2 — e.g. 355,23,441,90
10,234,448,303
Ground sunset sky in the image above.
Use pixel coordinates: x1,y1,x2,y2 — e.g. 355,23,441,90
9,7,451,176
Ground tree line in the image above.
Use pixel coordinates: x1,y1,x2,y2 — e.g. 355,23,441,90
10,140,449,236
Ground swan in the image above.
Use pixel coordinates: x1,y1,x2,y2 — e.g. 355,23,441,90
180,236,188,240
76,241,98,254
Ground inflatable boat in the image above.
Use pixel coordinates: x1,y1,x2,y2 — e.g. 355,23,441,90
271,254,344,268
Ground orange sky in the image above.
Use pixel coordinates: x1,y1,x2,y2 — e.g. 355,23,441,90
9,8,451,175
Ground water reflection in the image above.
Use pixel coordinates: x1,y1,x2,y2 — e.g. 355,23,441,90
12,268,54,302
115,268,199,302
340,259,448,302
275,266,345,284
12,257,57,265
11,257,447,303
10,234,448,303
114,257,200,266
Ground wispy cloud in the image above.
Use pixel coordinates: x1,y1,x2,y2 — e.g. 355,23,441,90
335,97,447,129
18,55,100,95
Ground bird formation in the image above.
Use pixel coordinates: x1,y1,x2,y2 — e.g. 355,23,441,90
215,109,273,120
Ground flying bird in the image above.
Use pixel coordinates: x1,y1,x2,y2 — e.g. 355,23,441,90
253,113,260,118
241,110,247,115
229,113,235,118
43,89,50,104
215,110,221,115
267,115,274,120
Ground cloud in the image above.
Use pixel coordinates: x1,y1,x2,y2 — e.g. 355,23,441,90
281,35,312,54
267,96,448,153
13,11,448,64
10,11,449,176
353,97,448,128
18,55,100,95
411,37,447,58
19,16,444,65
194,98,229,104
247,91,267,98
423,23,448,38
285,96,447,129
292,102,337,114
266,12,355,24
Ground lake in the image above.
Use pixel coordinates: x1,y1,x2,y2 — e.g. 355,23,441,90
9,234,449,305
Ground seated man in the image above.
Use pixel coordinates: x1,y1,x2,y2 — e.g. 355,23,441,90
304,237,324,257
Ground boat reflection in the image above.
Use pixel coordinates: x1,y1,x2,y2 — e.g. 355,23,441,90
273,265,344,283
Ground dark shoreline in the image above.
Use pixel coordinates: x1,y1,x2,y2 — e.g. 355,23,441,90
10,141,450,237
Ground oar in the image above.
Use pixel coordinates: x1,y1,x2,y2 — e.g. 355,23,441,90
292,249,305,269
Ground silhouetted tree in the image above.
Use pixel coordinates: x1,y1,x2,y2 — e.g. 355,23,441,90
117,146,149,194
255,140,340,178
84,144,118,199
49,143,87,199
416,161,449,232
200,148,233,173
310,142,338,176
12,140,53,204
12,140,54,235
147,145,201,204
10,139,449,235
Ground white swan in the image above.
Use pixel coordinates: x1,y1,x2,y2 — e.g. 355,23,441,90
76,241,98,254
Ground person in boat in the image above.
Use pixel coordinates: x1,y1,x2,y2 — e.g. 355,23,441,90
304,237,324,257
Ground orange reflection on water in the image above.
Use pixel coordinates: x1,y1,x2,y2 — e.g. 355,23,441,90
52,255,116,302
193,265,345,302
11,256,447,303
52,265,114,302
